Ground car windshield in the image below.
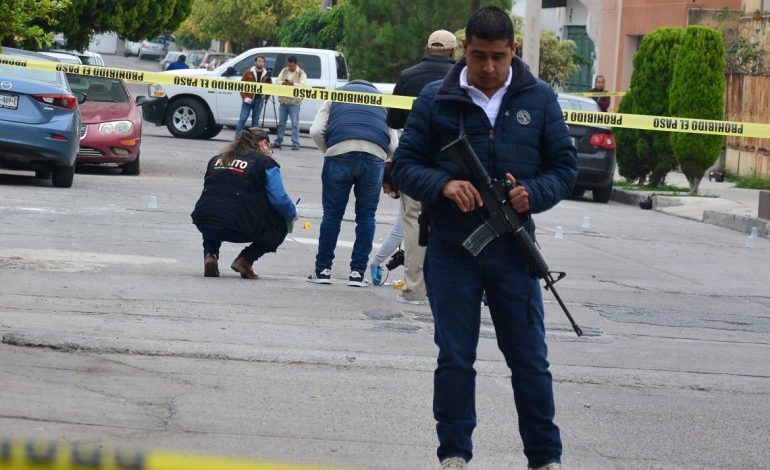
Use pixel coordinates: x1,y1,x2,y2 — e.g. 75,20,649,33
0,61,62,85
557,96,600,112
66,75,129,102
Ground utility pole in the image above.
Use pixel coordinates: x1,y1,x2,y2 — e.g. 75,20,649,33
522,0,541,77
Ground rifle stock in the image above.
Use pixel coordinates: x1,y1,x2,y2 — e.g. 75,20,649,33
441,135,583,337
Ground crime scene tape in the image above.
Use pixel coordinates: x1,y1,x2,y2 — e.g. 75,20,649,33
562,110,770,139
0,439,355,470
574,91,626,97
2,55,768,138
0,55,415,110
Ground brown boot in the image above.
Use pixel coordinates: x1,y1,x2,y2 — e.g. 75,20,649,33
230,256,258,279
204,253,219,277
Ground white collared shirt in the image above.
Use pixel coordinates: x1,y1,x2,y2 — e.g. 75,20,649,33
459,66,513,126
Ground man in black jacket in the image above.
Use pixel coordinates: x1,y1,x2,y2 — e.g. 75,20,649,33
383,30,456,304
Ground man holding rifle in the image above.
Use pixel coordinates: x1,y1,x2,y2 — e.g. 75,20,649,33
391,7,577,470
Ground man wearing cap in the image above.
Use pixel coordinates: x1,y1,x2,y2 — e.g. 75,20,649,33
382,29,457,305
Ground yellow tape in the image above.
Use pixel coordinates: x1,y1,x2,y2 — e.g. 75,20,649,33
574,91,626,97
0,439,355,470
2,55,768,138
0,55,415,110
563,110,770,138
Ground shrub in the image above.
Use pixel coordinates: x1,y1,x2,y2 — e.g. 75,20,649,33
669,26,726,194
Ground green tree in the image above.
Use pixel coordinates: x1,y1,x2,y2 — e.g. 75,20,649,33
277,2,349,49
0,0,70,49
49,0,192,51
341,0,509,82
628,27,684,186
614,93,645,184
669,26,726,194
183,0,316,53
537,30,580,87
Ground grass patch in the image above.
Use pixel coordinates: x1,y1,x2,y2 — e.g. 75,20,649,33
615,180,691,193
734,176,770,190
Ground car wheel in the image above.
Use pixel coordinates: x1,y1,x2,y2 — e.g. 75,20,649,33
593,184,613,203
166,98,209,139
200,124,223,139
52,163,75,188
122,152,141,175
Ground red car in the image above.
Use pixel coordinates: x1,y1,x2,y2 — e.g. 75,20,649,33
66,74,142,175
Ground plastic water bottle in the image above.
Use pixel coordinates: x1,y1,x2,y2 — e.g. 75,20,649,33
581,216,591,229
555,226,564,239
750,227,758,239
148,195,158,209
745,235,754,248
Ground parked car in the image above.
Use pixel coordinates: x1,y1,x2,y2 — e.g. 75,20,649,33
65,74,142,175
64,50,105,66
198,52,235,70
0,47,83,188
40,51,83,64
557,93,617,203
123,40,141,57
142,47,349,139
185,49,207,69
137,37,166,61
160,51,185,71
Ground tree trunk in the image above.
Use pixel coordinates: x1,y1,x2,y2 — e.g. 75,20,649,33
687,175,702,195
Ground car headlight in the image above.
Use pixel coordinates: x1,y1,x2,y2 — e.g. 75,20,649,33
149,83,166,98
99,120,134,135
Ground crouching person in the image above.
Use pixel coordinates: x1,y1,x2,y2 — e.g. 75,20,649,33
191,127,296,279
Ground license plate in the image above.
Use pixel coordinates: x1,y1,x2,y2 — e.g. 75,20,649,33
0,92,19,110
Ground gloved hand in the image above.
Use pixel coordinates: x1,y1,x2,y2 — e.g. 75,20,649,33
286,218,295,233
244,97,253,104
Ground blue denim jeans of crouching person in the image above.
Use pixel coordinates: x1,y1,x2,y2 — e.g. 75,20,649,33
275,104,300,147
198,225,268,264
235,97,265,135
315,152,384,274
424,235,562,467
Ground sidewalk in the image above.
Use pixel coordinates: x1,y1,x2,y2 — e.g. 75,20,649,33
610,171,770,238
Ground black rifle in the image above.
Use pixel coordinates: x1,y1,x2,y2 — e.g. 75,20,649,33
441,135,583,337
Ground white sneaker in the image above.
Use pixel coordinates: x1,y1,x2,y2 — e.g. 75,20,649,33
440,457,467,470
347,270,369,287
307,268,332,284
529,463,562,470
396,294,426,305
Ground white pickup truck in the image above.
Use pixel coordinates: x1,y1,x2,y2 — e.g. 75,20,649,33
141,47,351,139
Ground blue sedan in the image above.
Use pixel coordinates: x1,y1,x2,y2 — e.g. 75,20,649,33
0,47,83,188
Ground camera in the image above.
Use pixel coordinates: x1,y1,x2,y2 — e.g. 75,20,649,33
385,248,405,271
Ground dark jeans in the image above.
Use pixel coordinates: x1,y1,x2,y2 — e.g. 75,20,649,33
424,235,561,467
315,152,384,273
198,225,267,264
275,103,300,147
235,97,265,135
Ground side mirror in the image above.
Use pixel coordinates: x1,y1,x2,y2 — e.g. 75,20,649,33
135,95,149,106
222,66,236,77
73,90,86,104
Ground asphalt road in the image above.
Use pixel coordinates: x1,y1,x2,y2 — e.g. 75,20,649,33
0,53,768,470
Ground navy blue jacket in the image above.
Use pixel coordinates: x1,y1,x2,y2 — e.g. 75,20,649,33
391,57,577,245
325,82,390,152
191,152,288,251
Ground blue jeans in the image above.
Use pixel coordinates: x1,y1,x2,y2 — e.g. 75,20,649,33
235,97,265,135
275,103,300,146
315,152,384,273
424,235,561,467
198,225,267,264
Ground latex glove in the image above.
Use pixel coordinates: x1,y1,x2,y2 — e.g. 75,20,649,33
286,218,295,234
244,97,253,104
